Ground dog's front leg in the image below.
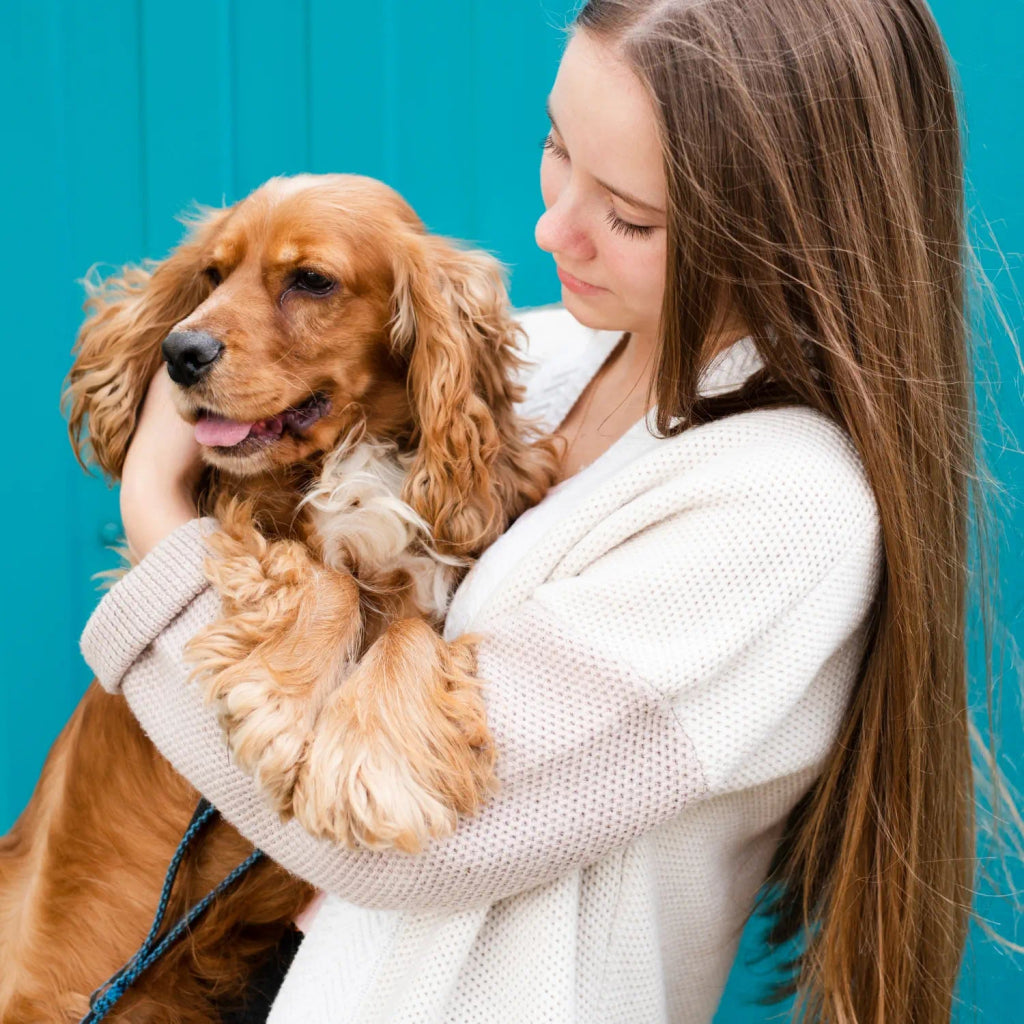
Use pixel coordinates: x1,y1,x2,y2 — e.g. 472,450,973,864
291,619,498,853
184,513,363,817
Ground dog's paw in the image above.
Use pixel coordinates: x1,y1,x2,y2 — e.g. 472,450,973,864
185,630,310,813
185,562,364,815
292,712,460,852
291,620,497,852
204,527,318,615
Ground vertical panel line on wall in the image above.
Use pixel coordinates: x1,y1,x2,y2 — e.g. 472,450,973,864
225,0,238,202
303,0,313,172
383,0,397,187
135,0,149,253
466,0,479,242
54,0,83,710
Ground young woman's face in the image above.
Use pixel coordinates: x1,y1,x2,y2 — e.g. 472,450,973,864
536,30,668,339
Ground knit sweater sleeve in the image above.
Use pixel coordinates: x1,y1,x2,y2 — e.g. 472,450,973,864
80,413,883,912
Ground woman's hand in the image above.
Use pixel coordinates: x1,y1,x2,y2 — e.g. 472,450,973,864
120,365,205,562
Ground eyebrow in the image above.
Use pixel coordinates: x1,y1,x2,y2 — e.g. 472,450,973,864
545,97,666,217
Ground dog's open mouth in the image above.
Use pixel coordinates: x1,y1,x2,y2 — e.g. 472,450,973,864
194,392,332,452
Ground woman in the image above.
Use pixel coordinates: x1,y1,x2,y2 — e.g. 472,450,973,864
81,0,1006,1020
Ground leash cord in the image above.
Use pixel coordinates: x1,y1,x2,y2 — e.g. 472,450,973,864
80,797,266,1023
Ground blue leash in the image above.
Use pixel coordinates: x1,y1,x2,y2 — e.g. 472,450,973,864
80,797,266,1023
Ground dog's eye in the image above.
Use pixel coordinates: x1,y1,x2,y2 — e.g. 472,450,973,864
204,266,222,287
293,269,336,295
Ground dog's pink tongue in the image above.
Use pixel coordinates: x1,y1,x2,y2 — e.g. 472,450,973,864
194,414,254,447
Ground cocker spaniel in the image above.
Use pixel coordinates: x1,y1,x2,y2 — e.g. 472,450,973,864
0,173,561,1022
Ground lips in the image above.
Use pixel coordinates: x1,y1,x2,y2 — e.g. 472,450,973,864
559,268,595,287
556,265,605,293
194,392,332,451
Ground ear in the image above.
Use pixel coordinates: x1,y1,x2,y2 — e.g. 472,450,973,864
390,234,560,555
62,204,231,479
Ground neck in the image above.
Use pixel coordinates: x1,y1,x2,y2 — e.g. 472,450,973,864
612,331,658,398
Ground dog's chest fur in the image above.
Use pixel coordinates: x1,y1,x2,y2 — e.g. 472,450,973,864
300,436,463,621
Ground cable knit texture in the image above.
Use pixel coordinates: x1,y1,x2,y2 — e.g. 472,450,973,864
79,306,884,1023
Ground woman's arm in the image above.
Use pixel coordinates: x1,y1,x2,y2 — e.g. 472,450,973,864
82,408,883,914
119,365,204,561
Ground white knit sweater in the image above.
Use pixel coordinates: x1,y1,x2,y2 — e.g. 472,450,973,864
80,307,884,1023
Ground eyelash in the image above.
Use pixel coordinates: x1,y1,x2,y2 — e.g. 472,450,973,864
540,135,657,240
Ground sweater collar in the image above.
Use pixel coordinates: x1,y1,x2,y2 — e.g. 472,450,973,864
697,334,764,397
587,329,765,400
520,323,766,436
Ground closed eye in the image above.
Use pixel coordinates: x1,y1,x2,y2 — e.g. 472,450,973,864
540,135,657,240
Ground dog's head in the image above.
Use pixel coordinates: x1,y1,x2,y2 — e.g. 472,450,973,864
65,173,557,554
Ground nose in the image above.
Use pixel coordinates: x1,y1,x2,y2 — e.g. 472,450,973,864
162,330,225,387
534,192,596,263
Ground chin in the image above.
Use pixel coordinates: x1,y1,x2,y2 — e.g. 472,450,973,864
560,295,625,333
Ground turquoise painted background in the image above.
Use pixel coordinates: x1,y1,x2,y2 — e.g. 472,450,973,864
1,0,1020,1018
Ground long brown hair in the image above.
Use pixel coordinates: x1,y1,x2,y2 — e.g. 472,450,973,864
570,0,1021,1020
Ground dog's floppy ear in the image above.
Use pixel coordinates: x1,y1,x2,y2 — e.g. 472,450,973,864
390,234,548,556
63,204,232,479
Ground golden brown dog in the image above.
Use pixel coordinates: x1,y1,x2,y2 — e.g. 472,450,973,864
0,173,561,1022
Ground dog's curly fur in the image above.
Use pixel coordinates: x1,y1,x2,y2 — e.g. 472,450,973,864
0,173,562,1022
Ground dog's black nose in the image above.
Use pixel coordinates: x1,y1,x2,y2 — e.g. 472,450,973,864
162,331,225,387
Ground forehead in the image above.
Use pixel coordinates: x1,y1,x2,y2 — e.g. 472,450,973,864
549,31,666,204
209,179,415,268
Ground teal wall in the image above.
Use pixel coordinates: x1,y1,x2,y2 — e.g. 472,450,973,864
1,1,1020,1018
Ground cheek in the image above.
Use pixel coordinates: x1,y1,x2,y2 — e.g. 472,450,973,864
635,241,667,305
305,301,389,374
283,294,363,352
607,242,665,303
